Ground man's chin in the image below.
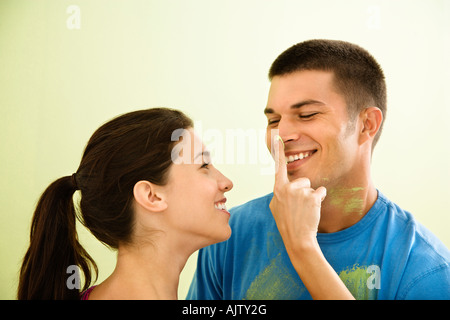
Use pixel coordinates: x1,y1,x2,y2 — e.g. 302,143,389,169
287,170,327,189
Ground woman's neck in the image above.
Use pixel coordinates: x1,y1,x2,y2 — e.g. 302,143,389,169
90,239,192,299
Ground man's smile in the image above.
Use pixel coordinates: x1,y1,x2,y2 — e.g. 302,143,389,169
285,149,318,164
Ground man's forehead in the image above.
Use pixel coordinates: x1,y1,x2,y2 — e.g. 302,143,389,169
265,71,339,114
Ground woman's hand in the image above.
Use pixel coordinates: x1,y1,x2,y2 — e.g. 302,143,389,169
269,135,354,300
269,135,326,251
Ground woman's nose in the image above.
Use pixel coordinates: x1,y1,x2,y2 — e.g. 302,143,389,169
219,172,233,192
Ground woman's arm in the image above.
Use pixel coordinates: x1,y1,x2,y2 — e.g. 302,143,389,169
283,236,354,300
269,135,354,300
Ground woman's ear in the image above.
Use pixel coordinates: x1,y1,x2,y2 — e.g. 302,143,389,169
133,180,168,212
358,107,383,145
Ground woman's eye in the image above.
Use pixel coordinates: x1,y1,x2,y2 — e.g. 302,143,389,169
201,162,210,169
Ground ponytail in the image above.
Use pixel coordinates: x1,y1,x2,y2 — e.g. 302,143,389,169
18,176,97,299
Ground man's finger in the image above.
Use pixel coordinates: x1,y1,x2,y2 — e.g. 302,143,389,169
273,135,288,185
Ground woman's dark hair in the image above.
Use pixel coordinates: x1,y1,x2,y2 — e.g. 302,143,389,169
18,108,193,299
269,39,387,148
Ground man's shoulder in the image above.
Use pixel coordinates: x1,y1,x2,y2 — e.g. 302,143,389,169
377,192,450,298
379,192,448,252
378,191,449,255
397,224,450,299
403,217,450,271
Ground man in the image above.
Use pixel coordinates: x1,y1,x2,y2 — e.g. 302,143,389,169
187,40,450,299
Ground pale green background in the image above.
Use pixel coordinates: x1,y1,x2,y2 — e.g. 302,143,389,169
1,0,449,300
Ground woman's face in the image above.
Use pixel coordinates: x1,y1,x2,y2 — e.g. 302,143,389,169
162,129,233,248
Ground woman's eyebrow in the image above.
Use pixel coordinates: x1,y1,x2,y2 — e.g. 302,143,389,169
194,150,210,162
264,107,275,114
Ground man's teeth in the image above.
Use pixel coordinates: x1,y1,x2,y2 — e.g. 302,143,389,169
286,151,313,164
215,202,227,210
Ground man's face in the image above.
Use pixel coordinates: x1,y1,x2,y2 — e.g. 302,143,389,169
265,70,361,189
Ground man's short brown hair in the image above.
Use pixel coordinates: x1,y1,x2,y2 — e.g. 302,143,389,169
269,39,387,148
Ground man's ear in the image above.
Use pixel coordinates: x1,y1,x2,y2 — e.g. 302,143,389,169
133,180,168,212
358,107,383,145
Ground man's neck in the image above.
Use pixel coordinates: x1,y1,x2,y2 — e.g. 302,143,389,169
318,182,378,233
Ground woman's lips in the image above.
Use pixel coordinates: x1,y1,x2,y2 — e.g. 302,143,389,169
214,198,230,215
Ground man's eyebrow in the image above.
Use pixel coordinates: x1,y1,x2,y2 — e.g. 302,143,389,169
264,99,325,115
291,99,325,109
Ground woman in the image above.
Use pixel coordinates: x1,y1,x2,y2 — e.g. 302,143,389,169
18,108,233,299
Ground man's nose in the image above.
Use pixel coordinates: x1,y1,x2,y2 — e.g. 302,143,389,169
278,118,301,144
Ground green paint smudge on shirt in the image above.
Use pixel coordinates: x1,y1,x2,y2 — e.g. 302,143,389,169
244,253,306,300
338,264,379,300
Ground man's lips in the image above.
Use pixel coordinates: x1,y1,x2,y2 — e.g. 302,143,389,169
285,149,318,164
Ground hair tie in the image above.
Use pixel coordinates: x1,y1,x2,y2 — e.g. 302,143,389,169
71,173,79,190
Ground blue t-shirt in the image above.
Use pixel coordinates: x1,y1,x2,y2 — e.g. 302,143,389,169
187,191,450,300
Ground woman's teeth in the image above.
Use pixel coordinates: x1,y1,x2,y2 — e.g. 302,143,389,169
215,202,227,211
286,151,314,164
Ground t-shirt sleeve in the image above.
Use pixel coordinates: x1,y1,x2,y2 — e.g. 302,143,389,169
398,264,450,300
186,245,223,300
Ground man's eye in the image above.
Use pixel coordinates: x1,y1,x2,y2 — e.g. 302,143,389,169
268,119,280,125
299,112,319,119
